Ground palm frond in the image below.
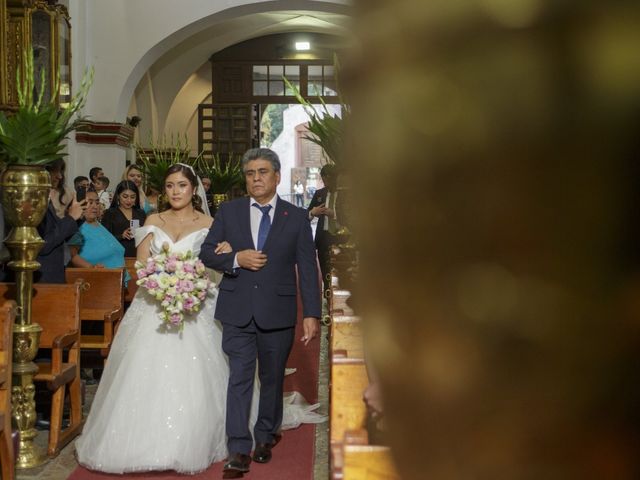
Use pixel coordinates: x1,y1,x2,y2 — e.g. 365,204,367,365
196,154,243,194
135,133,200,192
283,70,349,165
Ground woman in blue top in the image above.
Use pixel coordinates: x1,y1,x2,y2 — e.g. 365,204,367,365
69,189,129,283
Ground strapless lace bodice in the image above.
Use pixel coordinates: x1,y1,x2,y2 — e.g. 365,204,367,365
134,225,209,256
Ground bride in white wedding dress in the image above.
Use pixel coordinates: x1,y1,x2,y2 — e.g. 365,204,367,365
75,164,323,474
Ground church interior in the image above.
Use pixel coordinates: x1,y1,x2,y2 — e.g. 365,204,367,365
1,0,640,479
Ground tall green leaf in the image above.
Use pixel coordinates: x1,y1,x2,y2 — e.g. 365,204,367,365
135,133,200,192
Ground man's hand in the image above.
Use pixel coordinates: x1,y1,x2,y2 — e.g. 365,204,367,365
300,317,319,346
237,249,267,271
309,204,325,217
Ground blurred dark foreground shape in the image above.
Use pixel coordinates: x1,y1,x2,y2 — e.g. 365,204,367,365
346,0,640,478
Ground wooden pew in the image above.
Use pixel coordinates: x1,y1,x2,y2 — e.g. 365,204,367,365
330,353,369,480
330,351,399,479
65,268,124,359
343,441,400,480
330,315,366,448
0,301,16,479
331,316,363,360
330,289,354,317
327,243,399,479
124,257,138,303
330,356,369,446
0,282,84,457
328,287,399,478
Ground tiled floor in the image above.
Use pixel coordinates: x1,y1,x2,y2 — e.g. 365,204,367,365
15,323,331,480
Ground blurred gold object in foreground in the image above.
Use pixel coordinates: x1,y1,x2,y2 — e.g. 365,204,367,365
347,1,640,478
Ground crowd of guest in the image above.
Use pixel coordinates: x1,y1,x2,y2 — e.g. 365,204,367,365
0,159,347,309
0,160,232,287
0,159,353,299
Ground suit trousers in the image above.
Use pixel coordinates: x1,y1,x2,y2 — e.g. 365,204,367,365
222,318,295,454
316,231,338,297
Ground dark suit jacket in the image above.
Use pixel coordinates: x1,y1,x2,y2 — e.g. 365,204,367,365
308,187,328,235
200,196,321,329
307,186,338,250
35,203,79,283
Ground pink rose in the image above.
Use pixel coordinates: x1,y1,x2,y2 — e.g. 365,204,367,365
183,263,195,274
170,313,182,325
146,279,159,290
183,297,195,311
165,260,177,273
177,279,194,293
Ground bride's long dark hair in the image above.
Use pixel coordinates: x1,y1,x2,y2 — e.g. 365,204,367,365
161,164,204,214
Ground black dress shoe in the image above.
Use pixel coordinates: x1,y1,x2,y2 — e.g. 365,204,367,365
252,434,282,463
223,452,251,473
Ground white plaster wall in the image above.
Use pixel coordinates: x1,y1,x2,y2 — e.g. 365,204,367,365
272,105,306,200
271,103,341,200
164,63,212,155
65,0,350,182
77,0,349,120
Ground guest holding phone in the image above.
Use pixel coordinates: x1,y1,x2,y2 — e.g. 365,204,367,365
308,164,340,297
34,159,87,283
101,180,146,257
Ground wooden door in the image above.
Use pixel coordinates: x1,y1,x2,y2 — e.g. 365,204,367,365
198,103,258,161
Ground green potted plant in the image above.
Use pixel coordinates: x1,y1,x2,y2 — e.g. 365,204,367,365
284,60,354,243
0,47,93,274
197,154,243,211
0,49,93,467
283,57,349,165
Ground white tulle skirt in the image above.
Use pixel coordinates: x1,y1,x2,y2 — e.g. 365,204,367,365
75,290,324,474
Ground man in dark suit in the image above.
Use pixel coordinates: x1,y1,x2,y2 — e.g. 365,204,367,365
307,164,339,297
200,147,321,476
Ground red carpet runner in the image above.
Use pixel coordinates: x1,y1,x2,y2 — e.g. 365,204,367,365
69,300,321,480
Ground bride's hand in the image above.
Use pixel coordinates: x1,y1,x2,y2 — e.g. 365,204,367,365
215,241,232,254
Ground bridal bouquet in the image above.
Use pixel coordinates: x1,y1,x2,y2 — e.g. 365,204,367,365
135,243,214,329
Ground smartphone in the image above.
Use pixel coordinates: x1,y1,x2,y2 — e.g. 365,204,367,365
130,219,140,232
76,187,86,202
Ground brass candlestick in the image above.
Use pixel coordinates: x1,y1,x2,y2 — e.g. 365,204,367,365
1,165,50,468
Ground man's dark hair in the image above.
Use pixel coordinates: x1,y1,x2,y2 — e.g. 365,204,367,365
74,175,89,187
320,164,337,178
